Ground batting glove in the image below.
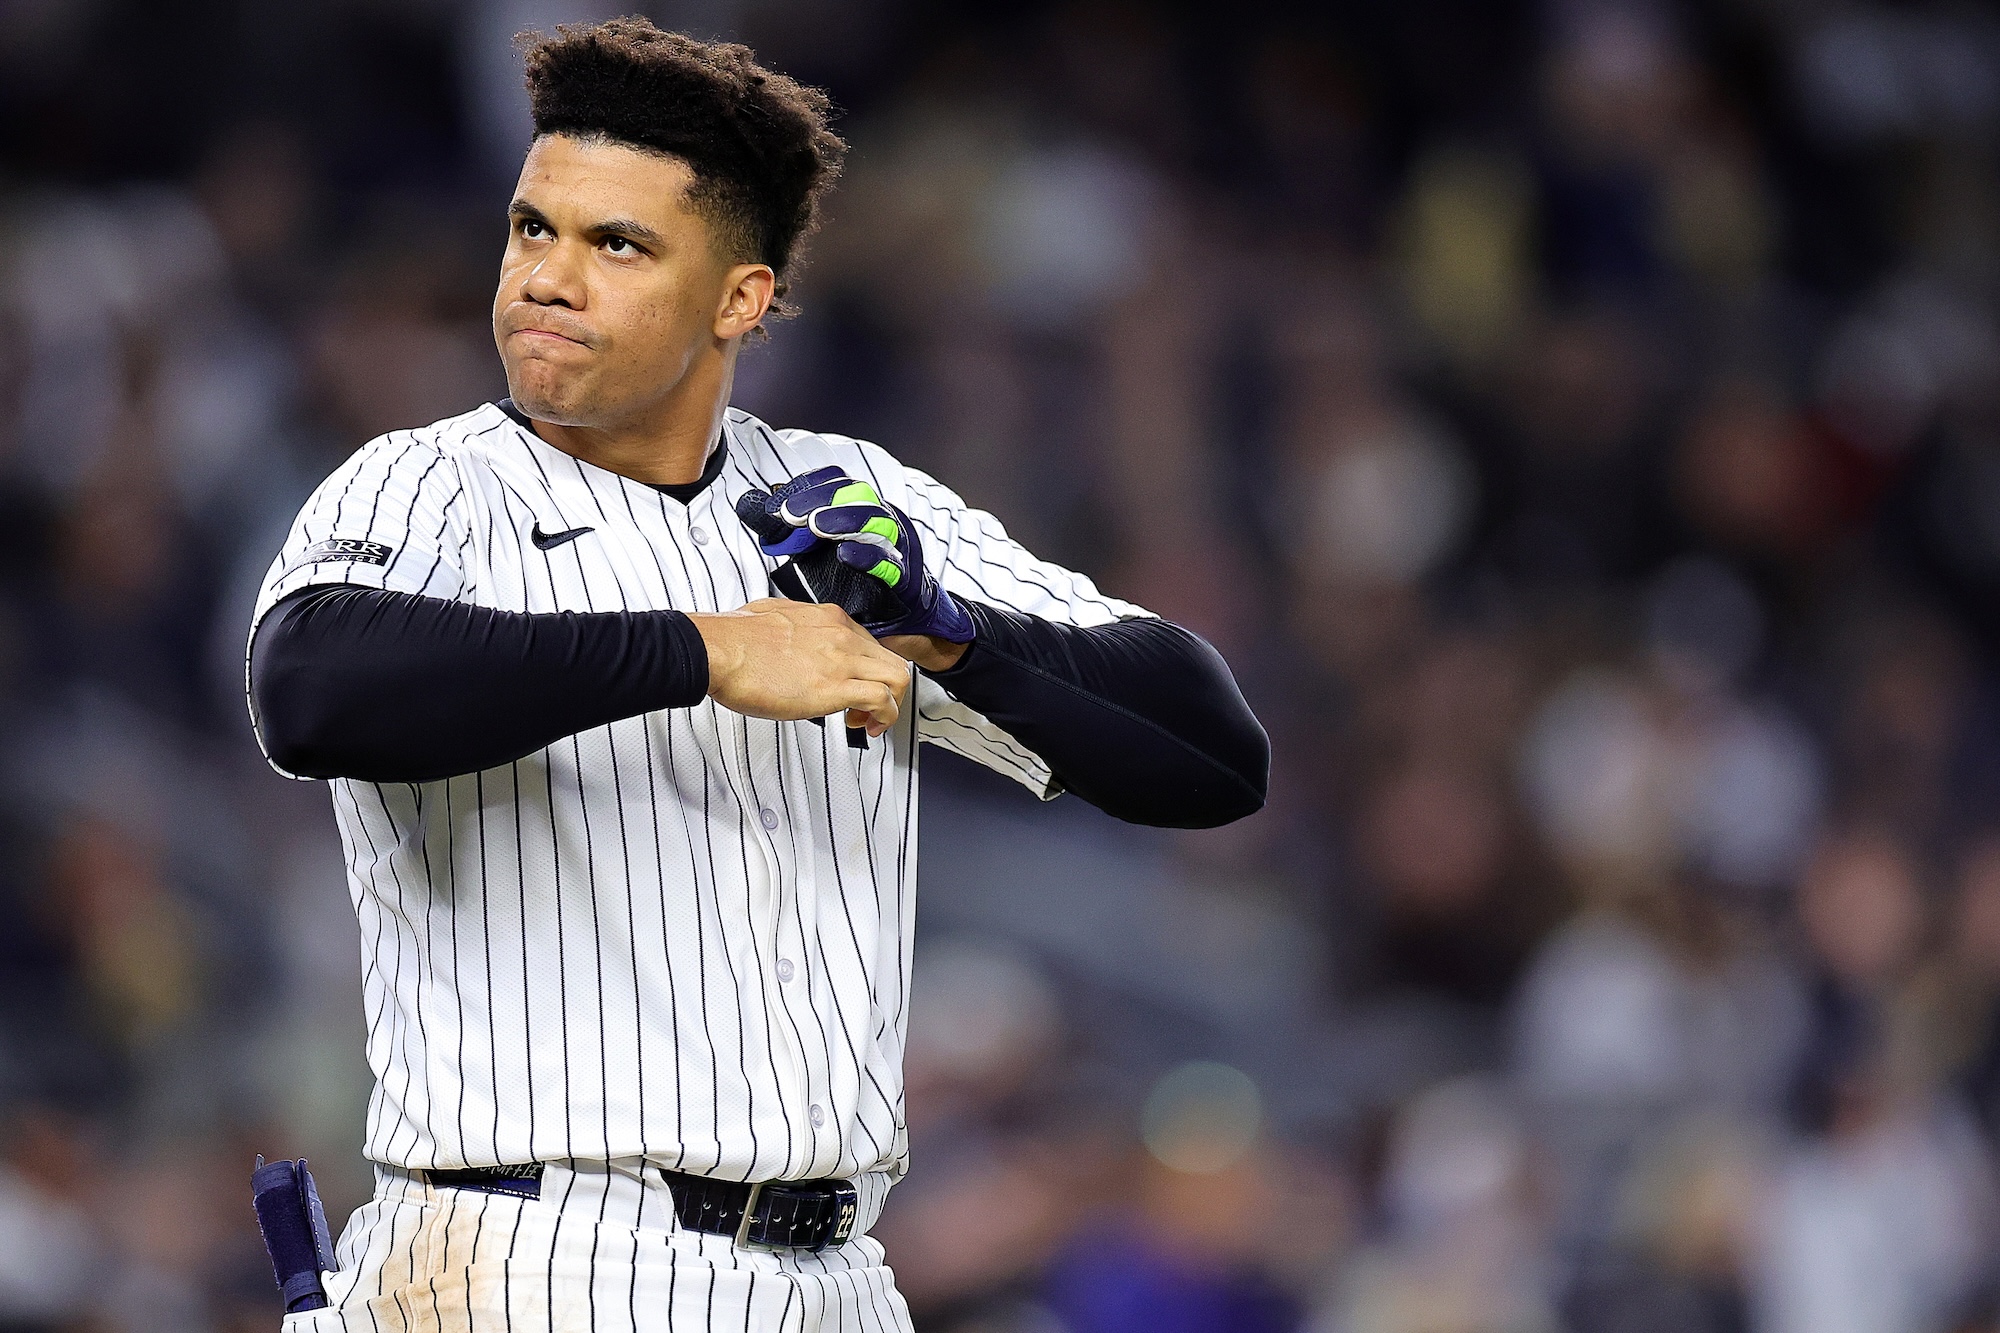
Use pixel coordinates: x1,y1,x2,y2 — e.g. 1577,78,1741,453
736,466,975,643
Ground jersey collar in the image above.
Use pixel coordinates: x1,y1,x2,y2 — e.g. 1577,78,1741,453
493,399,731,505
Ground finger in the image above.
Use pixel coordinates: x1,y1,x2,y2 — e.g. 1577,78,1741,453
777,475,864,524
832,642,909,699
845,710,895,737
858,680,901,729
834,679,899,730
736,486,812,556
833,539,906,589
780,477,886,526
773,466,849,507
807,502,898,542
840,621,912,662
762,527,820,557
848,652,913,709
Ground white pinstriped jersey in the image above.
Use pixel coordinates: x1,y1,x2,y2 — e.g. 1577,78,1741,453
248,401,1148,1190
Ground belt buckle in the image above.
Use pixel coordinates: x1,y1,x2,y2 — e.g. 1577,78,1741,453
731,1182,769,1251
731,1179,860,1253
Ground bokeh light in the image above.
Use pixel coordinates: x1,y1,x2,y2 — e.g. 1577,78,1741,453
1140,1060,1263,1176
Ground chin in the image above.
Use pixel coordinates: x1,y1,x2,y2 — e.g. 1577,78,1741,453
505,363,602,428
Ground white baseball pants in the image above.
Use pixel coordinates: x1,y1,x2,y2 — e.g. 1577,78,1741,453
278,1161,914,1333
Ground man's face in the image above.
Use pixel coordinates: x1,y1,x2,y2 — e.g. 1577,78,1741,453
494,134,743,427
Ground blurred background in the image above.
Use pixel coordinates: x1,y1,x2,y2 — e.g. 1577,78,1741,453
1,0,1999,1330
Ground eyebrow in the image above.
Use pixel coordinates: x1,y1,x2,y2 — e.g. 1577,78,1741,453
508,200,667,251
593,216,668,249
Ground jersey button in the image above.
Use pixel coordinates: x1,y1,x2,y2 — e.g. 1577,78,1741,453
690,525,710,545
776,958,795,983
759,808,778,831
809,1104,826,1128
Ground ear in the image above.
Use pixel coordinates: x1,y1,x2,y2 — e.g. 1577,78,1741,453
715,263,776,341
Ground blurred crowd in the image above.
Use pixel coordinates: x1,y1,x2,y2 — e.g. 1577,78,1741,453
2,0,1999,1331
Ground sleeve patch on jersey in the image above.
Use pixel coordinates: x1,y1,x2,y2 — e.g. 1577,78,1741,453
288,538,394,573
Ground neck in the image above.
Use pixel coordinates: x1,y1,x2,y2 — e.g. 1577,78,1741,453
528,344,738,486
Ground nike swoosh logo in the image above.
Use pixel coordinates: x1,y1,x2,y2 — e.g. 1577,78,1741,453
531,523,594,551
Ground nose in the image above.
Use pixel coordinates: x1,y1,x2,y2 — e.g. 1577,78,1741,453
520,241,585,310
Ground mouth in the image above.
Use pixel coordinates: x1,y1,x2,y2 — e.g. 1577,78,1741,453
511,327,590,350
504,311,595,350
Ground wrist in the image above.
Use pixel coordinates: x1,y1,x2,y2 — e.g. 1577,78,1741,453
882,634,970,672
659,609,713,705
686,612,746,692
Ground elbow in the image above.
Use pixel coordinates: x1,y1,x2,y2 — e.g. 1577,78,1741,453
1204,765,1269,828
251,670,344,779
1181,709,1270,829
1068,721,1270,830
1171,755,1268,830
250,622,357,779
261,738,332,780
1165,634,1271,828
250,595,359,779
1087,772,1264,829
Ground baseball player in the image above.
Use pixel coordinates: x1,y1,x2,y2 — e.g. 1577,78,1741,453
244,18,1267,1333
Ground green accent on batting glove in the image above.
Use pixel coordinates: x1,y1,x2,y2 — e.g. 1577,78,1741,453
867,558,902,588
831,482,881,508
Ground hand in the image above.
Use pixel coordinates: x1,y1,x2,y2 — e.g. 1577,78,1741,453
736,467,975,644
689,599,911,736
735,469,905,625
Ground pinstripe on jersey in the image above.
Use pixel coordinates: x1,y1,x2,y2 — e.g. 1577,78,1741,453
248,402,1149,1190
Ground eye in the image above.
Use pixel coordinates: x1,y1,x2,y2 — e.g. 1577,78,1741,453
519,218,550,240
603,235,638,256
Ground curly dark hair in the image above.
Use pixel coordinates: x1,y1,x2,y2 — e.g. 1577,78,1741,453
519,18,846,313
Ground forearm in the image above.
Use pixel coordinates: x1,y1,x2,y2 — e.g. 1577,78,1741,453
250,585,709,782
925,602,1269,828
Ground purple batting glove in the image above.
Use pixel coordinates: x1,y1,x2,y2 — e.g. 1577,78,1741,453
734,468,901,624
802,478,974,643
738,470,974,643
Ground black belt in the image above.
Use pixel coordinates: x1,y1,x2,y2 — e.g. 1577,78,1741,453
424,1165,859,1253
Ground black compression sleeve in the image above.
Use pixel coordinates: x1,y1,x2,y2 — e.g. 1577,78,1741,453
250,585,709,783
926,601,1268,828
